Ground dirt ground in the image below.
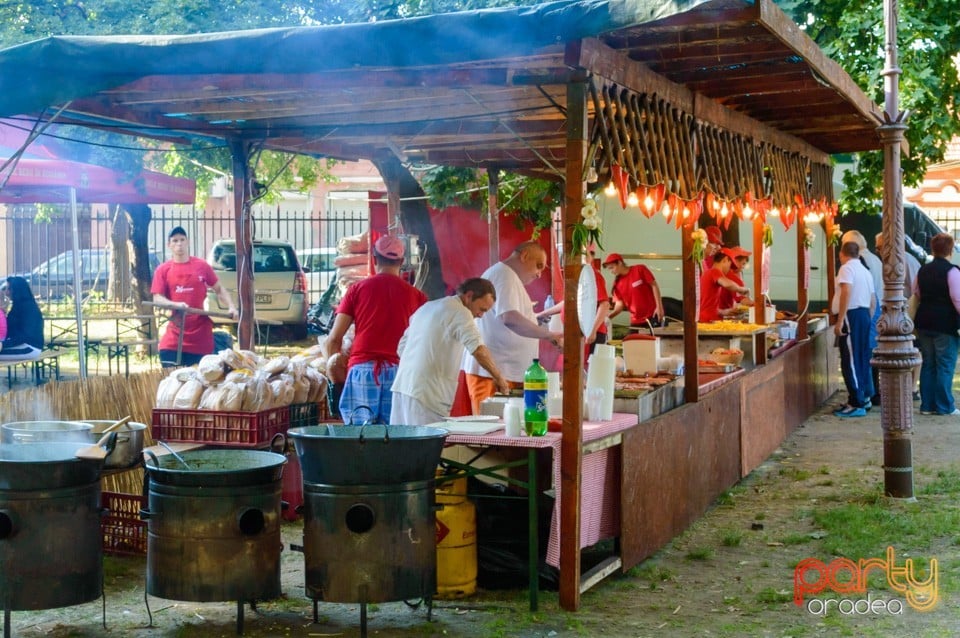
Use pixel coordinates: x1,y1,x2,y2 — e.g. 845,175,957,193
6,389,959,638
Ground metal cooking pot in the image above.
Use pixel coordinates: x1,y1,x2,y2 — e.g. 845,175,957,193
82,420,147,469
288,424,448,485
0,442,105,490
1,420,93,445
144,449,286,487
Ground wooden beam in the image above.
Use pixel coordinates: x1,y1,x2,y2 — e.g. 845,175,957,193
755,0,883,130
558,59,587,612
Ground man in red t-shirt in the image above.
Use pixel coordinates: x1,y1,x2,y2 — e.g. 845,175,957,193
325,235,427,424
152,226,238,367
699,248,751,322
603,253,664,327
718,246,754,311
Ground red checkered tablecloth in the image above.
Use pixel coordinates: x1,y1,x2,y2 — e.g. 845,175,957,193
446,412,638,568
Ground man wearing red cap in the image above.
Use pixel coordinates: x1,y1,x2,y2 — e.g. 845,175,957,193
603,253,664,328
325,235,427,423
699,247,751,322
704,225,724,268
718,246,754,310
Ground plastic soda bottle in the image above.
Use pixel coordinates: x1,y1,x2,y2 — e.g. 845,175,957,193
523,359,549,436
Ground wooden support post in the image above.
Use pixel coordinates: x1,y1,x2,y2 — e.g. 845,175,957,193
229,140,255,350
559,67,587,612
752,221,764,313
681,226,699,403
488,169,500,266
796,217,809,341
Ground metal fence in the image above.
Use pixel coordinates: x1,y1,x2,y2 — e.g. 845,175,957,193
0,204,368,307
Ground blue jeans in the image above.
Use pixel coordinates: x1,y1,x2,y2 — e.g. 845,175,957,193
917,330,959,414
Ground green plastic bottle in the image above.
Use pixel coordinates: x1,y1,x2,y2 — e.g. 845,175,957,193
523,359,548,436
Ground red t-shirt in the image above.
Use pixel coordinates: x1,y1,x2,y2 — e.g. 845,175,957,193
612,264,657,325
699,266,727,322
151,257,219,355
593,265,610,335
337,273,427,367
718,269,745,311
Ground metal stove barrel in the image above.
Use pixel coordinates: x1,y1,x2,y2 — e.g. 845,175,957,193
0,442,105,619
142,449,286,605
289,424,448,608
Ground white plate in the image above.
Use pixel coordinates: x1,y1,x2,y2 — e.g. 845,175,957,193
440,421,505,435
578,266,598,337
444,415,500,422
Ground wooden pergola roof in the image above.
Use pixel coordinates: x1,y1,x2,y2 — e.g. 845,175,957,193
0,0,881,178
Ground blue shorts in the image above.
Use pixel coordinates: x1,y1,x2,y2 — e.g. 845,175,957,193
339,362,397,424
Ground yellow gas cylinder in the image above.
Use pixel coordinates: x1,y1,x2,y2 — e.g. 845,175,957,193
435,473,477,598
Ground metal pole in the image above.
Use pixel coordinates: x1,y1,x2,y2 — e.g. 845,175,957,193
873,0,916,499
70,186,87,378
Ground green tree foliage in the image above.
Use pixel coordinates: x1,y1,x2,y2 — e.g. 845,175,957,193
779,0,960,213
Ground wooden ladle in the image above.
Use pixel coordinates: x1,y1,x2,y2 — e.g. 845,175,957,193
74,416,132,460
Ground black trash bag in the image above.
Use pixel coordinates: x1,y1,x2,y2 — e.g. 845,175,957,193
467,476,560,591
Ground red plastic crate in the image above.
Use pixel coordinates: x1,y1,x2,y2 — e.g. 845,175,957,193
151,406,290,448
101,491,147,557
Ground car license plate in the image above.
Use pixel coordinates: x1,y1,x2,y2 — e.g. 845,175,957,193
255,294,272,304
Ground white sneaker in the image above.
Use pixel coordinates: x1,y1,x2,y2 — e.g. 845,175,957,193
948,409,960,416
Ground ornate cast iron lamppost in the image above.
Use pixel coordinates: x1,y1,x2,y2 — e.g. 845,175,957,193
873,0,917,499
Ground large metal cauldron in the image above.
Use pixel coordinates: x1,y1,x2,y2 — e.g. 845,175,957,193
288,425,448,611
0,443,105,617
142,449,286,607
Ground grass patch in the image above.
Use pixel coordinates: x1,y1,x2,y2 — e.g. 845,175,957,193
756,587,792,604
716,490,735,506
685,547,713,561
919,469,960,496
782,532,812,546
720,529,743,547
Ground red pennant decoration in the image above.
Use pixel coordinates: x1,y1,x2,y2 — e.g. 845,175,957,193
663,193,678,225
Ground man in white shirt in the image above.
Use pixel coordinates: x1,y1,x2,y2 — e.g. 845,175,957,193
391,278,509,426
842,229,881,404
461,241,563,414
832,241,876,417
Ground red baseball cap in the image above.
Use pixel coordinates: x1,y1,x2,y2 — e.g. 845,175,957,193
727,246,751,259
374,235,405,259
705,226,723,245
602,252,624,266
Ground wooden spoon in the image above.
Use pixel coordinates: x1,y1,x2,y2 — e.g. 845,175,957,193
74,416,132,460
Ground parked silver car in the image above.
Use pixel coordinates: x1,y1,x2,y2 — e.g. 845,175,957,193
206,239,309,340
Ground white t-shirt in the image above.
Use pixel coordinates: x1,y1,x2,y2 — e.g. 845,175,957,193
832,258,875,314
462,261,538,382
392,296,482,416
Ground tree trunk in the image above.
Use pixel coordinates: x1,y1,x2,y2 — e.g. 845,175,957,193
109,204,132,301
121,203,158,349
371,154,446,298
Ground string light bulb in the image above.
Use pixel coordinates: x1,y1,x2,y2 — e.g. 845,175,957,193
604,181,617,197
627,191,639,207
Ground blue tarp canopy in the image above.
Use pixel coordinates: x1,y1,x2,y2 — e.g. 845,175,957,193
0,0,881,171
